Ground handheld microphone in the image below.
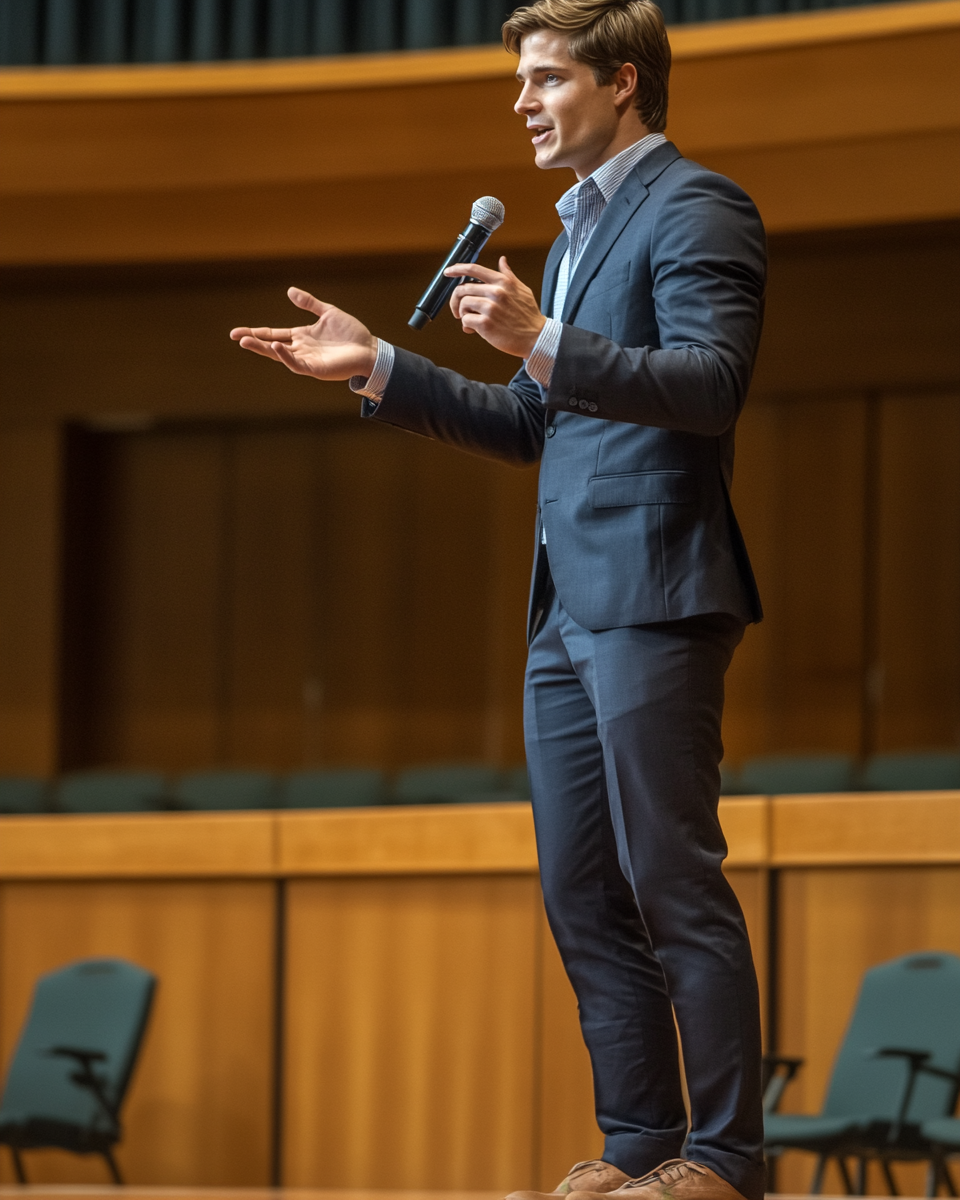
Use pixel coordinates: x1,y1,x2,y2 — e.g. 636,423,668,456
408,196,505,330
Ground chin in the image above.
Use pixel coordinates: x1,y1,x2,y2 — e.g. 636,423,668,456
534,147,562,171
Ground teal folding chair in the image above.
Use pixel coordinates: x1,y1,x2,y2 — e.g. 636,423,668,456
0,777,49,814
279,768,386,808
920,1118,960,1196
0,958,156,1183
56,771,167,813
173,769,277,810
393,764,503,804
861,753,960,792
740,753,856,795
764,952,960,1194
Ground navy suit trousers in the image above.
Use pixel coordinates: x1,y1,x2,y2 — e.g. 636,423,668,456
523,575,766,1200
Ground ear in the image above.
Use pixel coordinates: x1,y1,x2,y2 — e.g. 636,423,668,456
612,61,639,109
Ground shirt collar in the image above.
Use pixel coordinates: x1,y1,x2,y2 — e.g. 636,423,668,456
556,131,668,228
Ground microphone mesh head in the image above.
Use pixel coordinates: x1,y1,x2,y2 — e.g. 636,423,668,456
471,196,505,232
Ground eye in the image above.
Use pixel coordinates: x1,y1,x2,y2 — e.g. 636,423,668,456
544,73,560,84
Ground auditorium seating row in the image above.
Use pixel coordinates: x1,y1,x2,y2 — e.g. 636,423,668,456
0,763,532,815
1,750,957,814
721,750,960,795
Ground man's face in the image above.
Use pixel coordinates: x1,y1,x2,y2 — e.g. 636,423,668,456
515,29,622,180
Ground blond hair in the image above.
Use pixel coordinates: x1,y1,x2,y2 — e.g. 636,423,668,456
502,0,670,132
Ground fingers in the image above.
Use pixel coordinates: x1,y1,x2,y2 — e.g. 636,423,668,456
499,255,517,279
287,287,330,317
231,325,293,343
271,341,310,375
445,262,502,283
236,335,284,361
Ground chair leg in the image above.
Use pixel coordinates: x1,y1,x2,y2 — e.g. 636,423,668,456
856,1157,868,1195
944,1160,959,1198
10,1146,27,1184
102,1147,123,1185
837,1157,855,1195
880,1158,899,1196
927,1157,943,1198
811,1154,828,1194
765,1155,778,1195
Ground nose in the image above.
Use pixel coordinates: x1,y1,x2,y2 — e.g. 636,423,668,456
514,81,539,116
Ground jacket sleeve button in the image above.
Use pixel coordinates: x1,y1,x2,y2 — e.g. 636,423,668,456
579,399,588,410
588,403,598,413
568,396,578,407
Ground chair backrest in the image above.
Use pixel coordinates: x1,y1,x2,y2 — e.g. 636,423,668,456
861,752,960,792
279,769,385,809
720,763,742,795
393,763,503,804
503,765,532,800
173,770,276,810
0,958,156,1135
0,777,49,815
822,951,960,1121
739,753,855,795
56,771,167,814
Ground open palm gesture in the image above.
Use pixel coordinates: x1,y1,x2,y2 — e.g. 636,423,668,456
230,287,377,381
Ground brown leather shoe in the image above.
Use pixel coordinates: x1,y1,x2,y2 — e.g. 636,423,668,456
506,1159,631,1200
570,1160,750,1200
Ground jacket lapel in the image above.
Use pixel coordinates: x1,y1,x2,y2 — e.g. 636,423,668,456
540,231,568,319
561,140,682,324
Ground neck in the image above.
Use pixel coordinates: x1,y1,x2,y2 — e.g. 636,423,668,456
574,118,652,181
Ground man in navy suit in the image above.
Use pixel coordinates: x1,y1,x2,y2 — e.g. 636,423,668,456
232,3,766,1199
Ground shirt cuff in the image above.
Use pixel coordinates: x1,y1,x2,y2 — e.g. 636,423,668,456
525,318,562,391
349,339,395,402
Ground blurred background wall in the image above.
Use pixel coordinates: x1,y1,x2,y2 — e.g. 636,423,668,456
1,0,958,778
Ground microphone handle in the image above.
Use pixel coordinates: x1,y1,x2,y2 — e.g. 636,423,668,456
408,220,492,329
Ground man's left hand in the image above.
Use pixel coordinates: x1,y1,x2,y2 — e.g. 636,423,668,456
446,257,546,357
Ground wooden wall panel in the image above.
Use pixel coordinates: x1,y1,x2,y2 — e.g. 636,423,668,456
875,392,960,751
775,865,960,1194
0,880,275,1185
281,875,540,1189
725,395,867,761
60,429,227,770
0,422,61,774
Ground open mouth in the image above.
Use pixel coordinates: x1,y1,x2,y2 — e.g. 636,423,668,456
528,126,553,146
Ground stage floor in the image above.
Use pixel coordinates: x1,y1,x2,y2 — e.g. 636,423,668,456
0,1189,873,1200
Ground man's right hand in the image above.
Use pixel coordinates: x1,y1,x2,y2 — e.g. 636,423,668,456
230,287,378,381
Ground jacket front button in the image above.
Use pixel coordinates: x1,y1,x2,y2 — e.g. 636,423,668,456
588,403,598,412
545,425,556,438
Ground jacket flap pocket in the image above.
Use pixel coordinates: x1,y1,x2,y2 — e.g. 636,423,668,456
588,471,695,508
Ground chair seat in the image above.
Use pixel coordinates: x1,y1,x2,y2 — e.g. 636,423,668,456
764,1113,863,1148
923,1118,960,1150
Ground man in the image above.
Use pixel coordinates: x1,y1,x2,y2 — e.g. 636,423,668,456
231,3,766,1200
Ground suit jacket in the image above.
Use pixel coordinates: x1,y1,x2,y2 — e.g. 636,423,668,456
364,141,765,637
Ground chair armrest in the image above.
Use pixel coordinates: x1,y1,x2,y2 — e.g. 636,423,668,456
48,1045,118,1125
872,1047,960,1142
762,1055,805,1114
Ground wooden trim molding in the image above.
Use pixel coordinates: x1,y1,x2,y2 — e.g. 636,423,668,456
771,792,960,865
0,797,767,879
1,793,957,879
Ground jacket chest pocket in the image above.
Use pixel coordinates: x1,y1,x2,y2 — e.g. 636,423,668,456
588,470,695,508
